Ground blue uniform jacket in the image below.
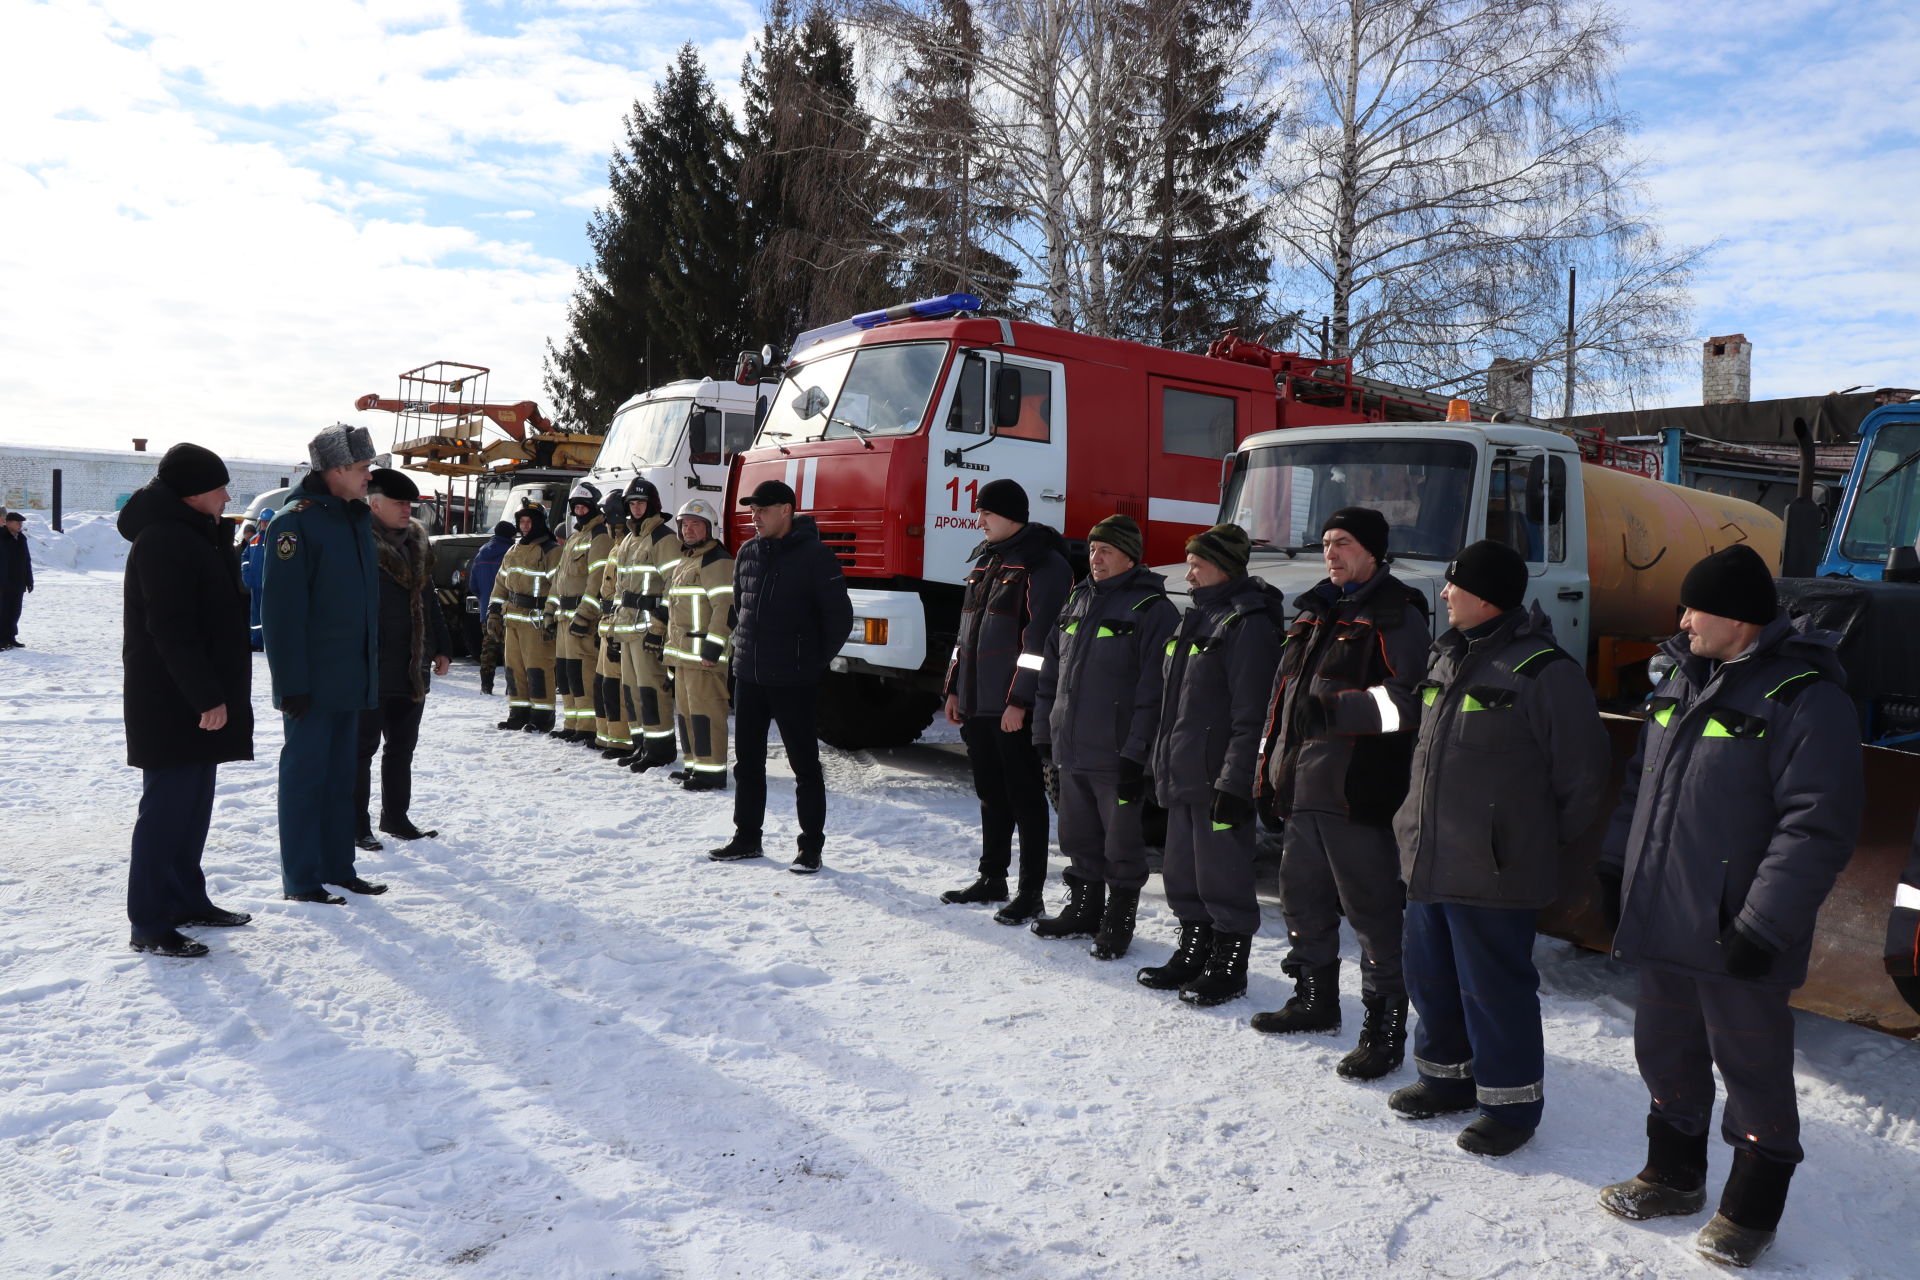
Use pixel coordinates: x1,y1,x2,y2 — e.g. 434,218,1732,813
260,473,380,712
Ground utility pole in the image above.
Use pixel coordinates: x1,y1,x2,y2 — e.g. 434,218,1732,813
1563,267,1577,420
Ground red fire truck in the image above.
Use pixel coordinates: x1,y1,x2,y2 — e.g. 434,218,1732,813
727,295,1498,748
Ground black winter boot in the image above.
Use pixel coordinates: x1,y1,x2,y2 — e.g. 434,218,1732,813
496,706,529,731
480,670,495,695
1388,1079,1476,1119
529,711,555,733
1250,963,1341,1033
1030,872,1105,939
1599,1115,1710,1221
1336,994,1408,1080
130,930,210,958
1458,1114,1534,1157
941,876,1009,905
1089,885,1141,960
994,888,1046,925
1695,1151,1794,1268
1179,931,1252,1006
628,740,676,773
1137,921,1214,990
682,769,727,792
708,833,764,862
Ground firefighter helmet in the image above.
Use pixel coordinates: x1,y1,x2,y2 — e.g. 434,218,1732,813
624,478,662,517
675,497,719,527
567,481,601,507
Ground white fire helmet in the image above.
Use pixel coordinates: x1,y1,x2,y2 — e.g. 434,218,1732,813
675,497,719,528
568,481,601,506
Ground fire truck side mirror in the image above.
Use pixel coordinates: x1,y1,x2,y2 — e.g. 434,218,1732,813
991,366,1024,430
735,351,764,385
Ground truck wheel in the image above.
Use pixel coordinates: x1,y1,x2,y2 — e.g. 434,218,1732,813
815,672,940,750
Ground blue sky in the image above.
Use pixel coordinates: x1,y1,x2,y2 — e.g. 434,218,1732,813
3,0,1914,464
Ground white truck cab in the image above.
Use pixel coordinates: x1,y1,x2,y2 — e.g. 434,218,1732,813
589,378,767,516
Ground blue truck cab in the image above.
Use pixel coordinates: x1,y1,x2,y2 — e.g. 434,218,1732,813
1818,402,1920,578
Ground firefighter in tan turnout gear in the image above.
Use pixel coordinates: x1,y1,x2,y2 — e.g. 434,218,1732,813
550,481,612,743
659,498,734,791
581,487,631,757
611,479,680,773
487,504,562,733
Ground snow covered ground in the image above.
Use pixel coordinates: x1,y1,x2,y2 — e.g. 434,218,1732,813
2,555,1916,1278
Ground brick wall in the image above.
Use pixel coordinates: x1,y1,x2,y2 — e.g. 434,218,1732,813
0,445,304,518
1702,333,1752,405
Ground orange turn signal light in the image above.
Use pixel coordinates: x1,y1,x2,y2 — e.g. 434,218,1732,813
861,619,888,646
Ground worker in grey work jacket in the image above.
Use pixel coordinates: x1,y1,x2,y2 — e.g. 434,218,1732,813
1387,539,1608,1159
1030,514,1178,961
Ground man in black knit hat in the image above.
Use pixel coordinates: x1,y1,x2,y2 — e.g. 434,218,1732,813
1595,543,1862,1267
940,478,1072,923
1252,506,1430,1081
1389,539,1608,1157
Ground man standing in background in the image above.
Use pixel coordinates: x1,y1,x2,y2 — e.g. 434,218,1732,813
464,520,514,693
1,510,32,649
262,424,385,905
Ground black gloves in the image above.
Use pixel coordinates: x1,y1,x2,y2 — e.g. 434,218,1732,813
642,632,665,660
281,693,311,721
1722,922,1777,980
568,618,591,639
1116,757,1146,805
605,640,621,663
1210,789,1255,829
1596,865,1622,931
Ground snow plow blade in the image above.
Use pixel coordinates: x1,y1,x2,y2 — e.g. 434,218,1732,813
1541,714,1920,1039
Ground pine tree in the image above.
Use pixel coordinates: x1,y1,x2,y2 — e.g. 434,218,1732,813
646,44,747,380
1106,0,1272,350
739,4,891,341
881,0,1021,308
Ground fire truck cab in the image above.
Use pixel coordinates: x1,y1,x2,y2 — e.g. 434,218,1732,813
590,377,767,519
728,296,1462,748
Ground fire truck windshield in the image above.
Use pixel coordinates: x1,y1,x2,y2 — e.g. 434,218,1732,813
601,397,692,469
758,342,948,445
1840,420,1920,565
1224,439,1479,561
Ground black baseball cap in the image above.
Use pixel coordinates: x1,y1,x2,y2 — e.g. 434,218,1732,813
740,479,798,508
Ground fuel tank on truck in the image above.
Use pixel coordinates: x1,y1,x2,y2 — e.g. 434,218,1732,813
1583,462,1784,641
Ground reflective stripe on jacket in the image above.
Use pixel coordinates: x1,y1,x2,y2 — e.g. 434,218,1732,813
1033,564,1179,773
664,538,735,667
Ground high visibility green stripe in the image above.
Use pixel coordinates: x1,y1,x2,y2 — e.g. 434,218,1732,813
1653,706,1674,727
1211,821,1232,832
1096,624,1117,638
1422,686,1437,707
1066,620,1079,634
1766,671,1817,700
1462,694,1486,713
1702,719,1733,738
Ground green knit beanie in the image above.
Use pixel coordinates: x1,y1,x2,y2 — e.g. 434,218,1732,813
1087,513,1143,564
1185,523,1251,578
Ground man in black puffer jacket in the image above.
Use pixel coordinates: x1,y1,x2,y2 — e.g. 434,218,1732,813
118,444,256,958
1251,506,1429,1083
939,479,1072,923
709,480,854,872
1136,522,1285,1006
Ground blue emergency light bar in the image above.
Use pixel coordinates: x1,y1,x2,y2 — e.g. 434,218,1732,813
849,293,983,329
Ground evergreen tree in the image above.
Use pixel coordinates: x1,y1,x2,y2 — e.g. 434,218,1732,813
881,0,1020,308
740,4,891,341
1106,0,1272,350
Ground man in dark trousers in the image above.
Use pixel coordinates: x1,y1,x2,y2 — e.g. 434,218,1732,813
1596,544,1862,1268
1389,540,1609,1156
1,510,32,649
1252,506,1429,1081
118,444,255,957
355,469,452,852
939,478,1072,923
262,425,384,905
1136,523,1284,1005
1030,514,1178,960
1889,816,1920,1016
708,479,854,872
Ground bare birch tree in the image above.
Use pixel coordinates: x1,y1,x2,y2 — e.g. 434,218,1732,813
1262,0,1700,409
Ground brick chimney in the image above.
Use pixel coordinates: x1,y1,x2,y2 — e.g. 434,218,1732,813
1703,334,1751,405
1485,358,1534,417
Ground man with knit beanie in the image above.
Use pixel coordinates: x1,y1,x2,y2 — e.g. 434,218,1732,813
1031,514,1179,958
940,478,1072,923
262,424,384,905
0,509,29,649
1251,506,1430,1081
1388,539,1609,1157
117,443,255,957
1596,543,1861,1267
1136,522,1285,1005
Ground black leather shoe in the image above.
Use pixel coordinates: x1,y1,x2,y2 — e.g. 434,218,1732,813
791,849,823,875
355,833,383,852
178,909,252,928
131,931,210,957
378,819,438,841
940,876,1009,905
283,889,347,905
708,835,764,862
337,877,389,896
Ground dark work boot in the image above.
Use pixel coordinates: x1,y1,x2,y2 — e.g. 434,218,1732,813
628,740,676,773
1336,994,1408,1080
355,831,383,853
1179,931,1252,1006
1030,872,1105,939
130,930,210,958
708,833,764,862
1250,963,1341,1034
1458,1114,1534,1157
682,769,727,792
529,711,555,733
1388,1079,1476,1120
941,876,1009,906
1089,885,1141,961
480,670,496,696
1137,921,1214,990
379,818,438,841
496,706,529,731
1600,1115,1711,1221
994,886,1046,925
1695,1151,1794,1268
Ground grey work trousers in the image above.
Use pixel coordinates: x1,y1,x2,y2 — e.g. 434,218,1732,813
1056,769,1149,890
1279,809,1406,997
1161,799,1260,936
1635,966,1803,1164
